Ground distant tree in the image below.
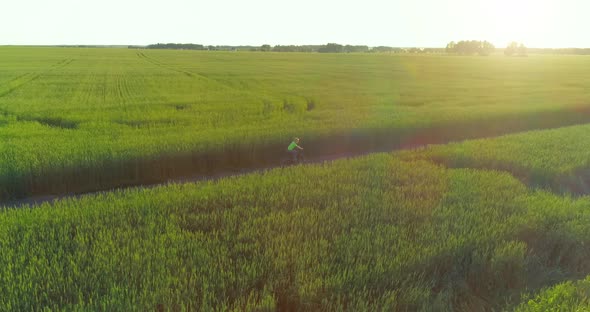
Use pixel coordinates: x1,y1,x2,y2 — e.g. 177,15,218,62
526,48,590,55
504,42,527,56
343,45,369,53
479,41,495,55
517,43,527,56
260,44,272,52
446,40,494,55
446,41,456,53
272,45,290,52
423,48,446,54
318,43,344,53
146,43,205,50
272,45,318,52
407,47,426,54
504,41,519,56
455,41,473,54
369,46,400,53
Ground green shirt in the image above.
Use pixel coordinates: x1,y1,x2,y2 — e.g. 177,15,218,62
288,141,298,151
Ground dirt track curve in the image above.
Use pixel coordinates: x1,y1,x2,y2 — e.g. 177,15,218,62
5,109,590,209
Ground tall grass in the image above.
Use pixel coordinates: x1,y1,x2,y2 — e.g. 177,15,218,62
398,123,590,194
2,154,590,310
515,276,590,311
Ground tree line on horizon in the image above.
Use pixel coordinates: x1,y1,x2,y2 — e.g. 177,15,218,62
133,42,590,55
527,47,590,55
445,40,495,55
504,42,528,56
137,43,447,53
445,41,530,56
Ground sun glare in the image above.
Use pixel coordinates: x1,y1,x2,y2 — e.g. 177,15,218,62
483,0,555,47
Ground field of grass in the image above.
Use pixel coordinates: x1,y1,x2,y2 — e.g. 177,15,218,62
4,47,590,311
4,154,590,310
2,47,590,199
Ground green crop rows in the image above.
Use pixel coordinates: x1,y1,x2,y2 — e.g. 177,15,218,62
3,47,590,310
2,47,590,199
2,148,590,310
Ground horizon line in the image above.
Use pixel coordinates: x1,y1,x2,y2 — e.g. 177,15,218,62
1,43,590,50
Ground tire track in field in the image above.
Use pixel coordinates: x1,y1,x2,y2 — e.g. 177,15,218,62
0,72,43,98
136,52,195,78
115,69,135,106
0,58,75,99
0,58,78,128
136,52,244,93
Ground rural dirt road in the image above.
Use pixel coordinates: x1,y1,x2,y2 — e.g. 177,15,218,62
4,118,590,209
1,150,371,209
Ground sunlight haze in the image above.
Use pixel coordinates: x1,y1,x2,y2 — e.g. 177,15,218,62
1,0,587,48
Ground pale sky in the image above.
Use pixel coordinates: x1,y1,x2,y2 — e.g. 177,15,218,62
1,0,588,48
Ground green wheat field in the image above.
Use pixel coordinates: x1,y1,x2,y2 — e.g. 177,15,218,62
2,46,590,310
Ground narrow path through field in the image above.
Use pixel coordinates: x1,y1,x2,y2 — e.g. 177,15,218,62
4,117,590,209
0,150,365,208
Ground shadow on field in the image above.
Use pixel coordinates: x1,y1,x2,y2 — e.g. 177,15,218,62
420,225,590,311
405,150,590,197
4,107,590,206
29,117,79,129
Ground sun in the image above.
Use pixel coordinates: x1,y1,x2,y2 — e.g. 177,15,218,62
482,0,555,48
